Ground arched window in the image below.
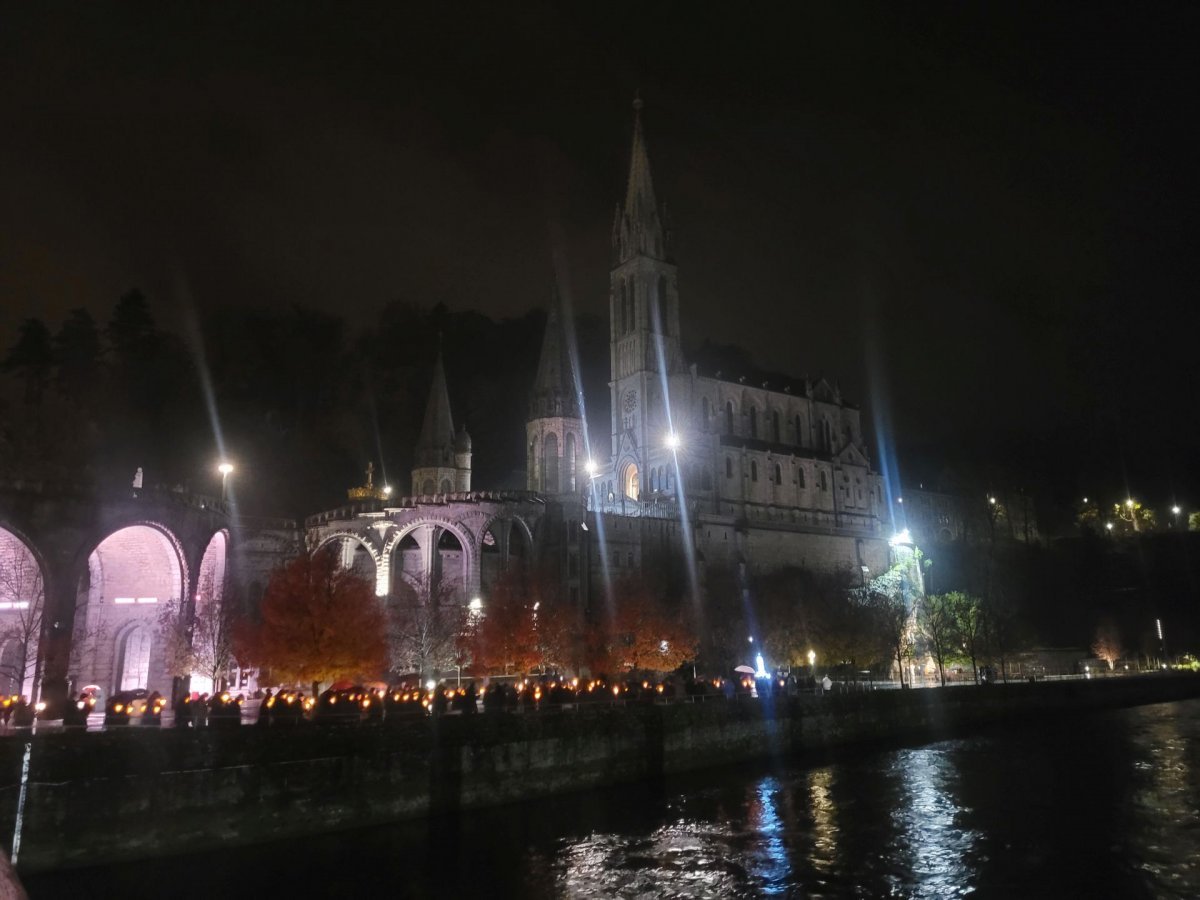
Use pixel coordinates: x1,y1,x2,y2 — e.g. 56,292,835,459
773,463,782,485
619,280,628,334
422,478,435,495
820,471,828,491
798,467,806,489
119,627,152,691
725,401,735,434
795,414,804,446
772,411,781,443
544,432,559,492
649,469,658,492
565,432,577,492
725,457,734,478
822,418,833,452
440,478,452,494
749,406,758,438
750,461,758,482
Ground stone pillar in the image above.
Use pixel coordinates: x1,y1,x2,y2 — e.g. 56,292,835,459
37,557,80,715
374,549,390,598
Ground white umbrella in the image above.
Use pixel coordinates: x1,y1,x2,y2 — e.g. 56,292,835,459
733,665,756,674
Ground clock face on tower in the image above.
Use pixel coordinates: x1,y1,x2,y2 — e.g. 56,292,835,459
623,389,639,415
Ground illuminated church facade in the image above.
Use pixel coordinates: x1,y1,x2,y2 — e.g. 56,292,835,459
305,100,892,625
522,100,892,600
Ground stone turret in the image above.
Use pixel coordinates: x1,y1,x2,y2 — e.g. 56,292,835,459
411,350,471,495
527,279,585,494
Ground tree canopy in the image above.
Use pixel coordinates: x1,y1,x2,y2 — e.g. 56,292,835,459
236,545,387,692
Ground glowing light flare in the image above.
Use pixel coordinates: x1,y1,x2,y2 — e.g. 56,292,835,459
218,462,234,476
755,653,767,678
665,431,681,451
889,528,913,547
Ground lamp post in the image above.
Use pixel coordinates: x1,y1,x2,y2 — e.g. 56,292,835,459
218,462,234,500
1171,505,1181,529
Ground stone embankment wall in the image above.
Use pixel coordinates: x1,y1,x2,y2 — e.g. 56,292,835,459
2,675,1198,872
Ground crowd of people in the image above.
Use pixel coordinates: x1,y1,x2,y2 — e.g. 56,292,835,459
0,669,839,733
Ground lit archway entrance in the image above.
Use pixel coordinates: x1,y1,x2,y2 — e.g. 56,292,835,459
623,462,640,501
73,524,185,698
189,531,229,694
0,527,45,700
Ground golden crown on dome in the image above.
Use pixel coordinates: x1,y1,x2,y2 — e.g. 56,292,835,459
347,461,392,501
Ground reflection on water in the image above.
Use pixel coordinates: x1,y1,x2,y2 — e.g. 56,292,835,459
890,746,980,897
1127,703,1200,895
23,698,1200,900
805,767,837,880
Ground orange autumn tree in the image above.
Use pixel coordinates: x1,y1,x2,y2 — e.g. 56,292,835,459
608,575,698,674
238,545,387,696
471,566,539,675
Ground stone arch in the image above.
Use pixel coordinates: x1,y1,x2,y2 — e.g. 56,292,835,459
389,531,423,600
478,515,532,599
385,518,475,605
315,532,379,584
189,529,231,693
74,522,188,698
0,524,47,700
435,529,467,603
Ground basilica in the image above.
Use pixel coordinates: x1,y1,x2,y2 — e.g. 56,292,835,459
310,100,892,615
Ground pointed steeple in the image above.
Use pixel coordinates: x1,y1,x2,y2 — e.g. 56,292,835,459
613,94,667,263
529,279,581,420
413,349,456,469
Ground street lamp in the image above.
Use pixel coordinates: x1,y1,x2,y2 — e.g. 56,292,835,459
807,649,816,669
218,462,234,500
1171,505,1181,528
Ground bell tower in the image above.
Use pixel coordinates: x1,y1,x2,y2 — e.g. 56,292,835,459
609,96,683,498
527,279,584,494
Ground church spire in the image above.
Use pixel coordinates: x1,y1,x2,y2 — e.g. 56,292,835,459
529,278,581,420
413,349,455,469
412,347,472,495
613,94,667,263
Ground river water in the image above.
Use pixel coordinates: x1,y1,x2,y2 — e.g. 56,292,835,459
24,698,1200,899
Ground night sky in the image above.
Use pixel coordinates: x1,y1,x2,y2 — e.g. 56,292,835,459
3,4,1197,512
